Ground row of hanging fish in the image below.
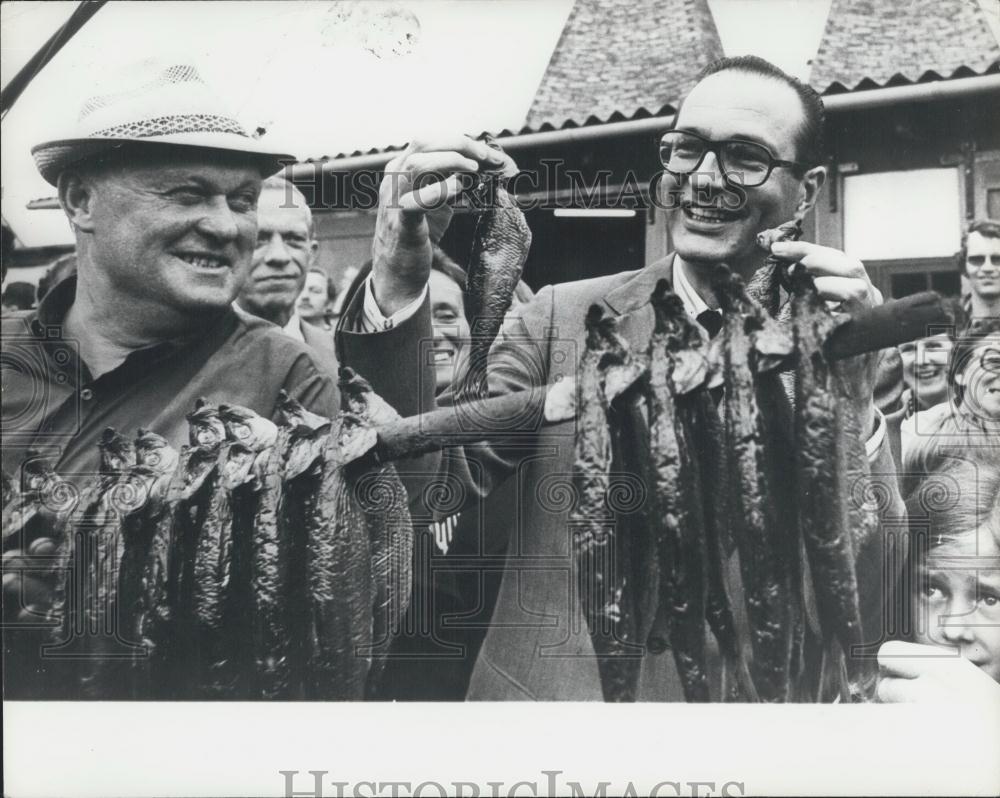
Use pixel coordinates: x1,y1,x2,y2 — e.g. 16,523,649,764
1,369,413,700
570,223,882,703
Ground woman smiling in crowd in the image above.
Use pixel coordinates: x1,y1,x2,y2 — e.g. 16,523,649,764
901,318,1000,498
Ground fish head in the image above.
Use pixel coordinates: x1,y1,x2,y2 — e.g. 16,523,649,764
705,336,726,390
134,428,180,474
20,454,55,494
277,389,331,432
753,318,795,373
756,219,802,252
98,427,135,474
284,427,327,480
338,367,373,411
186,398,226,448
219,403,278,451
221,443,257,489
670,348,710,395
181,446,219,497
334,412,379,466
649,279,678,334
603,352,648,404
338,367,399,423
710,264,745,314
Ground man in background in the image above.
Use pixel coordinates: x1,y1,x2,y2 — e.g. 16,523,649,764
236,176,335,356
297,267,338,333
959,219,1000,322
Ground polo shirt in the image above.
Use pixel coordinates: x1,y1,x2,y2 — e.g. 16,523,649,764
1,275,339,483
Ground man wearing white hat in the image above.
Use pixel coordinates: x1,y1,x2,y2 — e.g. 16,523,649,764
2,62,436,698
2,62,426,488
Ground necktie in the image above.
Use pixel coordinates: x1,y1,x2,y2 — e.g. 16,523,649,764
695,309,725,406
696,309,723,339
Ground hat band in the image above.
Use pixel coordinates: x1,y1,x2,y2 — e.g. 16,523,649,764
92,113,249,140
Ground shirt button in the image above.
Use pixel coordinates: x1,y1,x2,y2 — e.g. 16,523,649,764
80,388,94,401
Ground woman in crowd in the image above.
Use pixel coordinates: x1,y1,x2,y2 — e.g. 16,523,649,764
898,332,954,416
878,459,1000,703
901,318,1000,498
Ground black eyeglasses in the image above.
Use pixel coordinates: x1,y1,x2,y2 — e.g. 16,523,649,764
967,254,1000,270
659,130,805,188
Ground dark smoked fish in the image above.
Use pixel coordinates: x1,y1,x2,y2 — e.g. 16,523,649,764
571,305,641,702
646,284,709,702
78,428,136,697
191,442,237,697
118,429,179,698
659,283,757,702
306,413,375,699
280,395,330,698
461,135,532,401
167,420,223,696
249,397,302,698
339,368,414,697
218,404,279,696
789,264,866,702
714,267,794,702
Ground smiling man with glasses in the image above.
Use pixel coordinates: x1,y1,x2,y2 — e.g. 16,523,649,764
958,219,1000,321
348,54,905,701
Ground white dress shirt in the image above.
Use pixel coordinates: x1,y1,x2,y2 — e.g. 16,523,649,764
281,310,306,342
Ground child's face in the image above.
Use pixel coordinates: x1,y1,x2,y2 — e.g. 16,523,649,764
915,526,1000,682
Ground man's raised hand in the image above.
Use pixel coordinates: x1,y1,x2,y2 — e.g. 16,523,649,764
371,135,517,316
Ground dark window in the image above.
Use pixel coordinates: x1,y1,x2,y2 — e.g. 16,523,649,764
930,271,961,296
988,188,1000,221
891,273,928,298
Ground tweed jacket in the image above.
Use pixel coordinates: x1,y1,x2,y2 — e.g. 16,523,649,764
346,255,907,701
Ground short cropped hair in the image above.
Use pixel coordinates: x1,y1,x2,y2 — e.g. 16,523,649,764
955,219,1000,274
690,55,827,170
260,175,316,239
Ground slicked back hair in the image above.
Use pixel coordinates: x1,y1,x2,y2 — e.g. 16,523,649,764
687,55,827,171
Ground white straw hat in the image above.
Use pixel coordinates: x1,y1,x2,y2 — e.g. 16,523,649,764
31,62,295,186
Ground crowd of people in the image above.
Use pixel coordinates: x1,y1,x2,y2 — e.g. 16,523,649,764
2,55,998,705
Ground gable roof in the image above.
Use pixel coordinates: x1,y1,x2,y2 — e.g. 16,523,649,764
809,0,1000,92
525,0,724,130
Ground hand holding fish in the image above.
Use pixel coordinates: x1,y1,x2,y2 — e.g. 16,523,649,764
371,135,517,315
770,240,883,435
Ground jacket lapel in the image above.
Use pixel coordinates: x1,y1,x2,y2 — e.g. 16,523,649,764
603,254,675,347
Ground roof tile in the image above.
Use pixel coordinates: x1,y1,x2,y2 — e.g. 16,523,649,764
525,0,723,129
809,0,1000,91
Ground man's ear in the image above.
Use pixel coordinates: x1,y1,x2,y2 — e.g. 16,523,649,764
795,165,827,219
307,239,319,266
57,171,98,233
